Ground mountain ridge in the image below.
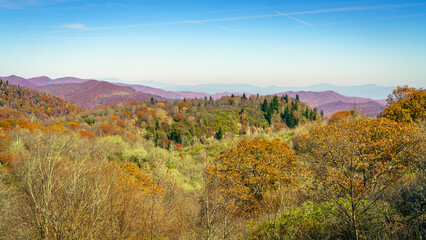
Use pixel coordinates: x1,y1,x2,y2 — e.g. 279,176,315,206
1,75,388,116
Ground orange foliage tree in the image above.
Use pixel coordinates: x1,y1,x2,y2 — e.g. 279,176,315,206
78,130,96,140
0,134,14,169
379,86,425,123
295,118,425,240
204,138,298,217
328,110,357,124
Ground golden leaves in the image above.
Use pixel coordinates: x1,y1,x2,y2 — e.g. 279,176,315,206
205,138,299,216
296,118,425,201
380,86,425,123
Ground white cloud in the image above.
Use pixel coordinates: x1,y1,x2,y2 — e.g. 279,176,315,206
0,0,68,9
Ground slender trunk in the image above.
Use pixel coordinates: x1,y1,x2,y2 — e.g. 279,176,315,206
352,209,359,240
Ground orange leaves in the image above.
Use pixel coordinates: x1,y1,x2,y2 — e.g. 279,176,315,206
137,106,148,112
328,110,354,124
99,124,125,135
0,133,15,170
0,120,11,131
122,110,132,117
173,113,184,122
0,134,11,142
22,123,43,131
66,120,80,129
205,138,299,216
78,130,96,140
47,122,67,132
177,101,190,112
126,100,139,106
119,162,163,195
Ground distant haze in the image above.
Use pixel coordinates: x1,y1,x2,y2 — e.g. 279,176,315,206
0,0,425,87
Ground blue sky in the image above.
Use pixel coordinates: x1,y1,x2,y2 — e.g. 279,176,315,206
0,0,425,87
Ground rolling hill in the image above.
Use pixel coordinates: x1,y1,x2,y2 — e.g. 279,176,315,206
316,101,385,118
277,91,386,117
0,79,82,120
38,80,160,109
0,75,388,116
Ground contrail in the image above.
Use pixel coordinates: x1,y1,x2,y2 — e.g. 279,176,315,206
287,3,426,16
274,11,312,26
44,2,426,33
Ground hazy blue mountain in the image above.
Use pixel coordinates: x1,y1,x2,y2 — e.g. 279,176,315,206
1,75,395,99
160,83,394,99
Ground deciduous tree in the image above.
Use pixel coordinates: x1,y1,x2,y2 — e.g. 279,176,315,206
204,138,298,217
295,118,425,240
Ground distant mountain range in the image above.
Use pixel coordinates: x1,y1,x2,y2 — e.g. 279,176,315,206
0,75,390,117
122,81,394,100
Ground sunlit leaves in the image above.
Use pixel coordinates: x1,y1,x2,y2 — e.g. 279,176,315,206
205,138,299,216
379,86,425,123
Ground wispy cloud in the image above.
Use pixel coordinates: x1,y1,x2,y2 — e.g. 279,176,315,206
43,2,426,33
0,0,69,9
314,13,426,27
49,23,90,30
274,10,312,26
152,3,426,25
57,23,87,29
287,3,426,16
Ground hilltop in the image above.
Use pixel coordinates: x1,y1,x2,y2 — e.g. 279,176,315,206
38,80,161,109
0,79,82,120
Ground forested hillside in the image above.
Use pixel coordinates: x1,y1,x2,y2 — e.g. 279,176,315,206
0,85,424,240
38,80,161,109
0,79,82,120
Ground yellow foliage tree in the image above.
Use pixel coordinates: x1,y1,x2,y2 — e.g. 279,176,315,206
204,138,298,217
379,86,426,123
296,118,425,240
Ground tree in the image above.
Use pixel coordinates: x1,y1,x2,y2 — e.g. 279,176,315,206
169,128,182,144
296,94,299,101
215,127,224,140
261,98,268,113
204,139,299,217
270,95,279,112
295,118,425,240
281,106,298,128
379,86,425,123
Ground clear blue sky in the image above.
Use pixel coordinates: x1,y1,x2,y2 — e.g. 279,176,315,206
1,0,425,87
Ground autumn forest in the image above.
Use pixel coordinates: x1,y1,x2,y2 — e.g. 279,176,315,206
0,80,425,240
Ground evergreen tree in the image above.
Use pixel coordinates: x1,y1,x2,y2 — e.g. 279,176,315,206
270,95,279,112
281,94,289,103
215,127,224,140
169,128,182,144
296,94,300,101
265,108,272,125
261,98,269,113
281,106,298,128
